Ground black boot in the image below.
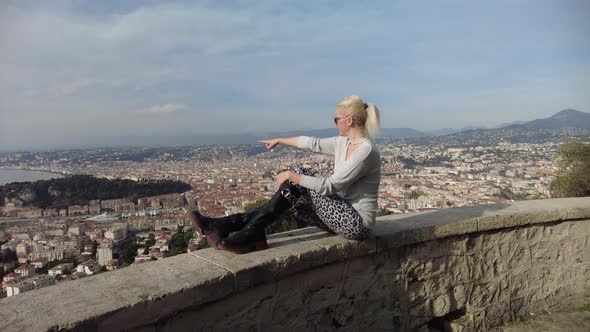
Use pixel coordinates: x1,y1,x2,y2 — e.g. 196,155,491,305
217,182,302,254
186,205,265,249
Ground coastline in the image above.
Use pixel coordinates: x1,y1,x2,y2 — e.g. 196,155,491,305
0,168,68,186
0,166,68,176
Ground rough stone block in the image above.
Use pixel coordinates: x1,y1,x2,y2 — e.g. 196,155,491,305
0,254,233,332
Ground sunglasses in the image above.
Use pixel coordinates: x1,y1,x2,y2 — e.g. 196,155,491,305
334,115,349,124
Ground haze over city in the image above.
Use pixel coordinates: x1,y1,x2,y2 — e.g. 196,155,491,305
1,0,589,151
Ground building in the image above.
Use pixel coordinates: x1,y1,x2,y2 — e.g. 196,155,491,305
96,243,113,267
16,208,44,219
42,208,59,217
86,229,103,240
68,205,89,216
101,198,133,212
32,274,55,288
32,233,46,242
12,233,31,241
48,263,74,277
16,243,29,258
2,273,18,284
155,219,179,231
30,248,65,262
46,223,67,236
6,280,34,297
67,224,85,236
77,260,100,275
115,202,135,212
89,200,101,214
6,275,56,297
31,257,48,269
14,264,36,278
104,228,125,242
4,202,18,214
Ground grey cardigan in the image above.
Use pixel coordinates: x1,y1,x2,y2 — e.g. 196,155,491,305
297,136,381,228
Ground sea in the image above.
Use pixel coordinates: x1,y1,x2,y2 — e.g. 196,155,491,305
0,168,65,186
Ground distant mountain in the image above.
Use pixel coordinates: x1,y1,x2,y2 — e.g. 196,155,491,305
426,126,487,137
378,128,427,138
507,109,590,130
415,109,590,147
495,120,527,128
425,109,590,137
264,127,427,139
426,128,457,136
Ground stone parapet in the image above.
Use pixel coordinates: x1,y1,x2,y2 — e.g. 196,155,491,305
0,197,589,331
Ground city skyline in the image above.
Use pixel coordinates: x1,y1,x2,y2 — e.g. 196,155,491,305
1,0,589,151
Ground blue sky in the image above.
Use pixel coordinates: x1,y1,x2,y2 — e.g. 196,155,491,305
1,0,589,150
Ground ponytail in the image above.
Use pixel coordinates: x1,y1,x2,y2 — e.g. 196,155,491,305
365,103,381,138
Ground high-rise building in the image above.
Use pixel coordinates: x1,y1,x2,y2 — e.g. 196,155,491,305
15,243,29,258
68,224,85,236
97,243,113,267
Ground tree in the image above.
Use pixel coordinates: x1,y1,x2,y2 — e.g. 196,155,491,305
404,190,424,200
144,233,156,254
0,248,17,263
0,175,191,209
163,225,194,258
550,141,590,198
119,237,138,264
498,188,528,201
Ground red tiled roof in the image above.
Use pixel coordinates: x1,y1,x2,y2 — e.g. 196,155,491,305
15,264,33,270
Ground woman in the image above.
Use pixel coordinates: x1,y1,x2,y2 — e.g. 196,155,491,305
187,95,381,254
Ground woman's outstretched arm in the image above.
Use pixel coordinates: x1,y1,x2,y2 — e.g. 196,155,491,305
259,137,300,150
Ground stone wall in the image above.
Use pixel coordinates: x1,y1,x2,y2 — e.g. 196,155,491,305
0,197,589,331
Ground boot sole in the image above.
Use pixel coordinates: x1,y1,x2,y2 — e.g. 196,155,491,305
218,240,268,254
185,210,223,249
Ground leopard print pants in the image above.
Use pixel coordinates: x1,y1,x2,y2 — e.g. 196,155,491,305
287,167,371,241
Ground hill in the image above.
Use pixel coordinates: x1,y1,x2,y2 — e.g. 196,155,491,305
507,109,590,130
0,175,191,209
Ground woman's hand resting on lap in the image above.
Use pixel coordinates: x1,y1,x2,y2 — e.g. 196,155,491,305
275,171,292,188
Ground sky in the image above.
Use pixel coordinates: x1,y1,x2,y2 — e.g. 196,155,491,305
1,0,589,151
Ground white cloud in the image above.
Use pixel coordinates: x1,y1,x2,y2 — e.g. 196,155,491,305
142,103,186,114
0,1,588,150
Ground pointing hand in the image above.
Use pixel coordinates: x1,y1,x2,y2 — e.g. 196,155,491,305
259,139,280,150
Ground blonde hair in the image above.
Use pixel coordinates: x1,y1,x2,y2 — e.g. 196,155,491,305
336,95,381,138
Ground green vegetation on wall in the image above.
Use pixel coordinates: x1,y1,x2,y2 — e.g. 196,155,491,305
550,141,590,198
